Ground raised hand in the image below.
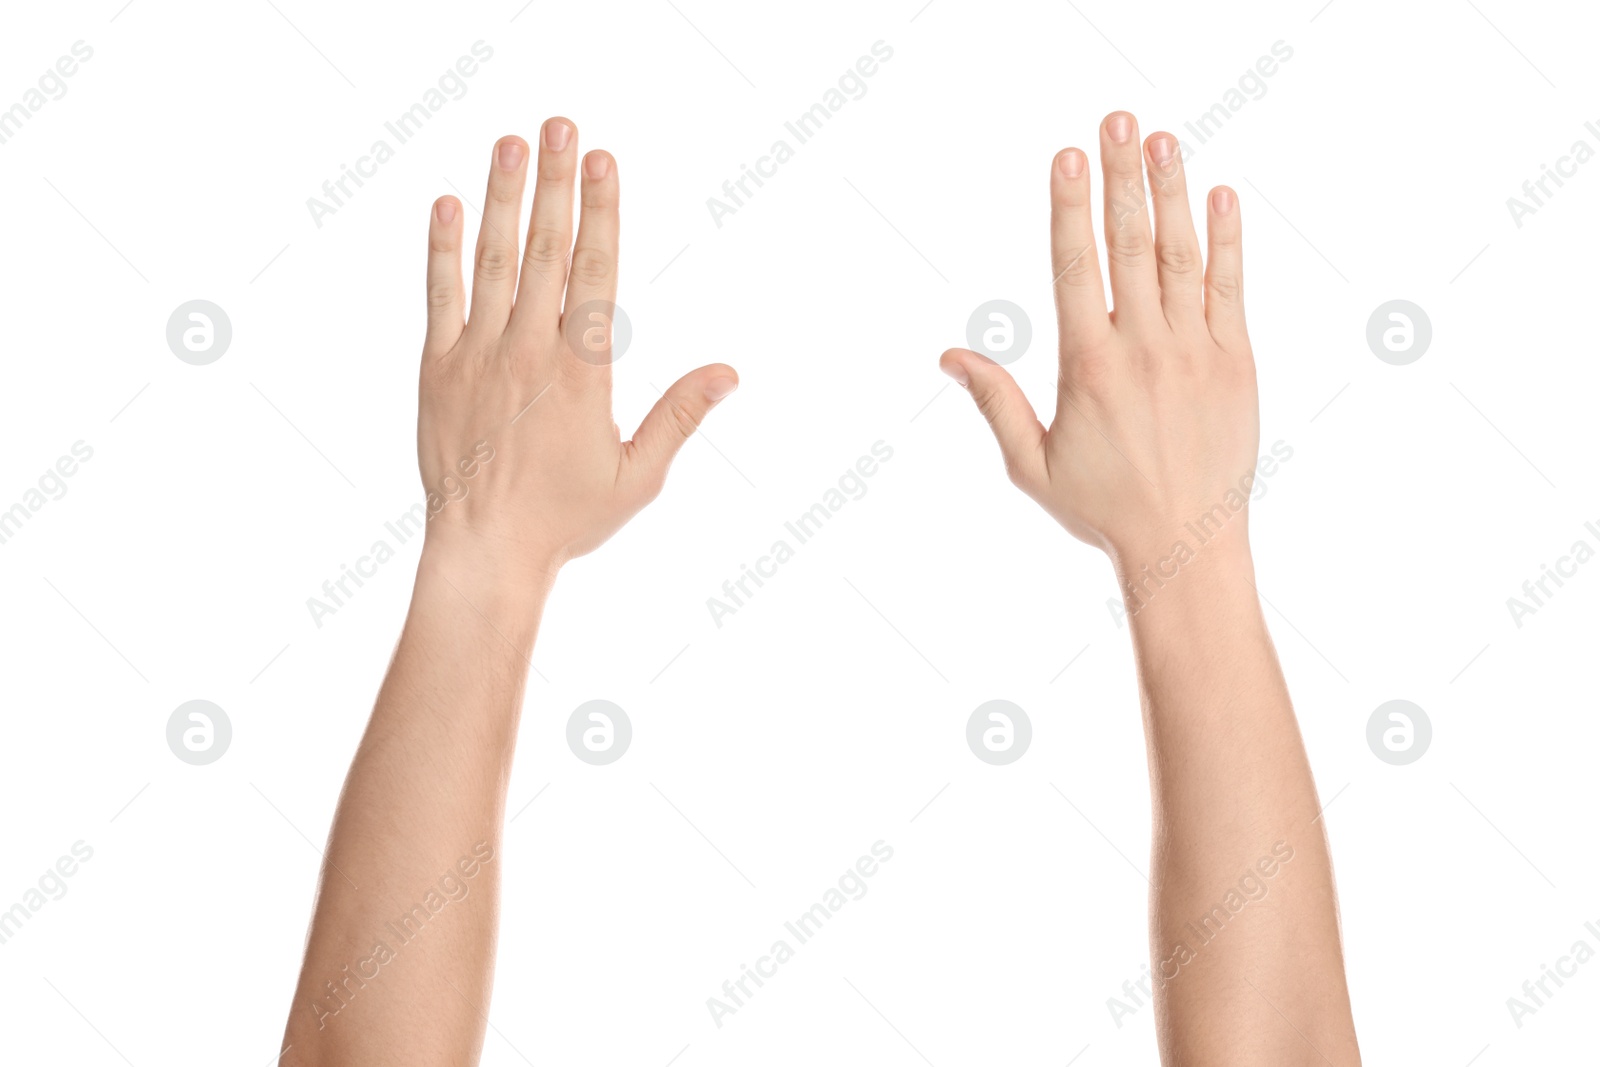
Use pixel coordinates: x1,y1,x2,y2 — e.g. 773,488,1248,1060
941,110,1256,571
420,118,738,584
940,112,1361,1065
280,122,737,1067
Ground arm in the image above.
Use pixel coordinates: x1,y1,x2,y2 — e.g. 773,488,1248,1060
280,118,738,1067
940,110,1359,1064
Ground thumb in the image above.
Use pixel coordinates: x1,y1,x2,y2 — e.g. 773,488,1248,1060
939,348,1047,490
622,363,739,496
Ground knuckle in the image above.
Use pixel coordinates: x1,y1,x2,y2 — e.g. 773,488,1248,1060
487,178,521,205
1206,272,1243,303
1156,241,1200,276
1065,351,1113,394
1163,344,1202,373
1103,212,1149,259
1056,187,1094,211
1125,342,1171,376
523,229,568,268
474,240,515,282
666,397,702,439
1103,239,1149,269
1055,246,1099,287
1209,227,1242,250
426,280,457,311
569,248,614,287
972,385,1006,425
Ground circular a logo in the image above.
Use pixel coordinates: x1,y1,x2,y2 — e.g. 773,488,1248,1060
563,301,632,365
1366,300,1431,365
166,700,232,765
566,699,632,765
166,300,232,365
965,299,1032,366
1366,699,1431,765
966,699,1032,765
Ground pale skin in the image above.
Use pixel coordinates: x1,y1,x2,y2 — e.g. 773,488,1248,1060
940,111,1362,1063
277,109,1355,1064
277,117,737,1067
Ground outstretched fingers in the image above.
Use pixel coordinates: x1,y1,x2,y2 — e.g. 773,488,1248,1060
467,137,530,336
1099,112,1159,327
1144,132,1204,327
425,197,465,356
1050,147,1110,354
1204,187,1247,348
560,151,622,383
511,118,577,336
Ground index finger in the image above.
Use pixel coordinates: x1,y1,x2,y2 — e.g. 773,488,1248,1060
1050,146,1111,354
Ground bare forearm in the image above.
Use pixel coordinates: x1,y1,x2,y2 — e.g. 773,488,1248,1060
1118,533,1358,1064
278,116,732,1066
280,550,551,1065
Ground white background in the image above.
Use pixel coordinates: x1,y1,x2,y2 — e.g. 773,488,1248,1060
1,1,1596,1064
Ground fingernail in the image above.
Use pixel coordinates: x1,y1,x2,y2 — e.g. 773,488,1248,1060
1058,149,1084,178
941,361,970,388
1149,135,1174,167
703,377,738,402
544,121,570,151
584,152,610,180
1106,112,1132,144
498,141,525,170
1212,187,1235,214
436,198,457,224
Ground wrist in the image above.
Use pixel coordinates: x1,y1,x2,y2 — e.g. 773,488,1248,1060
1107,519,1255,617
416,528,560,628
